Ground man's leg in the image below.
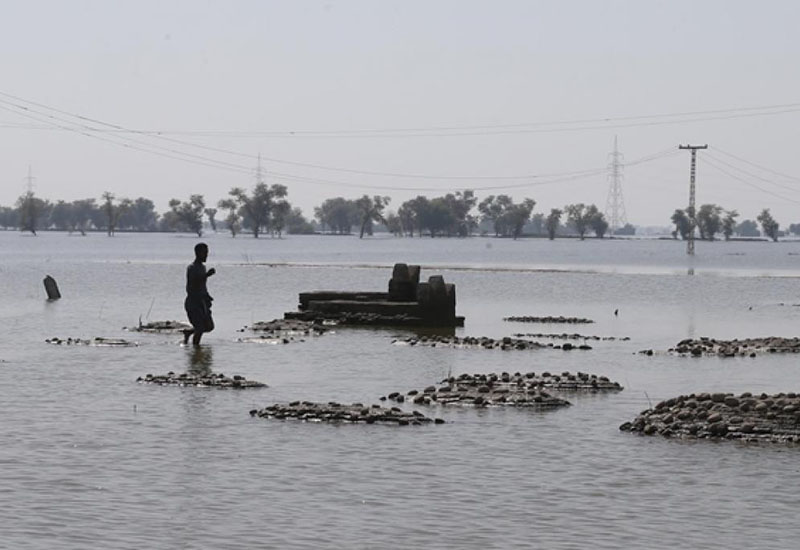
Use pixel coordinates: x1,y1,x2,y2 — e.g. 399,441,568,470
182,329,193,345
192,330,204,346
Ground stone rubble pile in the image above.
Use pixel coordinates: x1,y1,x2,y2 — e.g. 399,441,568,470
137,372,267,388
285,311,424,327
237,319,330,344
665,337,800,357
383,371,620,408
504,316,594,324
620,391,800,444
125,320,192,333
250,401,443,425
513,333,629,341
46,337,138,347
383,375,581,410
392,335,592,351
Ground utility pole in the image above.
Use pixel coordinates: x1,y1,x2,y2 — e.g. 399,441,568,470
678,144,707,255
604,136,627,233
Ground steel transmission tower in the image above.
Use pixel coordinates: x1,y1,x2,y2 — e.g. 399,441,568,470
255,153,265,185
25,165,36,193
604,136,627,233
678,144,708,256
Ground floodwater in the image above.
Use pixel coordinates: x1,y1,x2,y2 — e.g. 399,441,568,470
1,231,800,549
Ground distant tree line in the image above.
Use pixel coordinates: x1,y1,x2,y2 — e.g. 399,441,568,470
1,184,313,237
670,204,783,242
1,185,625,240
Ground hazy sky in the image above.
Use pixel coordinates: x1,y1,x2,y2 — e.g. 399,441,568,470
1,0,799,226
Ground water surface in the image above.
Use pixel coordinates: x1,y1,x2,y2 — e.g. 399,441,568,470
1,232,799,549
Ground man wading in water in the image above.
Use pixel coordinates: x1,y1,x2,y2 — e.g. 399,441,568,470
183,243,216,346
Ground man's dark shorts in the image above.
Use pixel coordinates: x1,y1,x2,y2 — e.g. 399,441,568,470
185,298,214,333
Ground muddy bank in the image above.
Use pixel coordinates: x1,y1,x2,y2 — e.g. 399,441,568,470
642,337,800,357
504,316,594,324
392,335,592,351
46,337,138,347
137,372,267,388
620,392,800,444
125,320,191,333
513,333,629,341
250,402,442,425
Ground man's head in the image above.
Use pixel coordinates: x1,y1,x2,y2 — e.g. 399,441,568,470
194,242,209,262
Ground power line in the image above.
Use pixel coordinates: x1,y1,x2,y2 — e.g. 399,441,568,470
0,91,628,181
0,103,256,177
702,155,800,205
1,89,799,138
710,146,800,184
0,92,682,192
704,152,800,193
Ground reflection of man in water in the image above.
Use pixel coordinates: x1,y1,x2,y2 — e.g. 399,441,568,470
188,345,214,377
183,243,216,346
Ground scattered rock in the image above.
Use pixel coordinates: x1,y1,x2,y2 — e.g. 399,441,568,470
137,372,267,388
285,310,456,327
125,320,192,334
240,319,329,335
504,316,594,324
249,402,440,425
392,335,593,351
382,370,621,408
654,337,800,357
620,391,800,444
513,333,629,341
237,319,330,345
46,337,138,347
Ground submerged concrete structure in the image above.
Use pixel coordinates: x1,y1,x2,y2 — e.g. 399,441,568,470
285,263,464,327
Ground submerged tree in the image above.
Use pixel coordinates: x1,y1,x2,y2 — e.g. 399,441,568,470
101,192,128,236
504,199,536,240
384,211,403,236
270,199,291,237
204,208,218,232
564,203,594,240
696,203,723,241
736,219,760,237
442,190,478,236
587,206,609,238
229,183,288,238
16,191,50,235
722,210,739,241
285,207,315,234
478,195,511,237
0,205,19,229
545,208,562,240
757,208,780,242
168,194,206,237
478,195,535,238
315,197,358,234
670,209,692,240
613,223,636,236
355,195,390,238
119,197,159,231
217,198,240,237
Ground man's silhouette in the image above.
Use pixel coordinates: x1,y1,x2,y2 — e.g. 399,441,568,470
183,242,215,346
